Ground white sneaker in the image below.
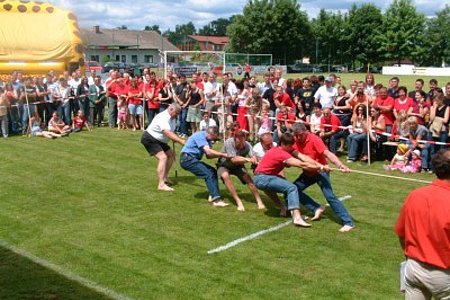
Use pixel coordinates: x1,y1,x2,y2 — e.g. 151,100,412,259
339,225,355,232
213,200,229,207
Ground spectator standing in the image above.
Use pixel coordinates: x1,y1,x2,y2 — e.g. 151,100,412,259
394,149,450,299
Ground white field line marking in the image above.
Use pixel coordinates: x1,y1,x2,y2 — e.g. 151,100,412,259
0,240,132,300
325,194,352,206
208,195,352,254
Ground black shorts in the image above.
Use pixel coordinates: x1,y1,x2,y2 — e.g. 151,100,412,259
141,131,171,156
217,165,249,185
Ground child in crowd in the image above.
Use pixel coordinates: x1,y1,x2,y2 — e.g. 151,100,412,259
401,150,422,173
72,110,92,132
384,143,409,171
29,112,63,138
117,96,127,130
258,103,272,136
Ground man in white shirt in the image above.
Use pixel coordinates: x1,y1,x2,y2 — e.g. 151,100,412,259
141,103,185,192
314,77,337,109
199,111,217,131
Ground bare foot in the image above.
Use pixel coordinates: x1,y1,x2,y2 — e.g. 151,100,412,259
158,185,174,192
213,200,229,207
311,206,325,221
257,204,267,210
237,205,245,212
293,217,311,227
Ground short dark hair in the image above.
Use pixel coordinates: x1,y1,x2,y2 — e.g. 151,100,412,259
432,149,450,180
415,78,424,85
279,132,295,146
429,78,438,85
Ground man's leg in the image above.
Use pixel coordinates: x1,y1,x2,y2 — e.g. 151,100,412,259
180,157,228,207
241,173,266,210
293,173,323,219
220,168,245,211
164,149,175,183
154,151,173,191
254,175,310,227
316,172,354,231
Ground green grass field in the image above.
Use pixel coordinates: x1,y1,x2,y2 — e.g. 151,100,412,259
0,128,436,299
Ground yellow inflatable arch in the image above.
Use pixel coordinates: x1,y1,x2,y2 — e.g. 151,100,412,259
0,0,84,76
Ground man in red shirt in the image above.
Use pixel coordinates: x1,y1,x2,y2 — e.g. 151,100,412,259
253,132,323,227
105,70,120,128
372,87,395,132
291,122,354,232
319,108,347,154
274,85,295,111
394,149,450,299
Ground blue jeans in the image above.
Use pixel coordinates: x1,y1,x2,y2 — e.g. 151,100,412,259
62,104,72,126
293,172,353,226
254,174,299,210
178,107,188,135
180,153,221,200
347,132,368,160
330,130,349,153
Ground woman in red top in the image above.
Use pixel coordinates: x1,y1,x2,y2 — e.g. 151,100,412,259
127,78,143,131
145,80,160,125
393,86,414,119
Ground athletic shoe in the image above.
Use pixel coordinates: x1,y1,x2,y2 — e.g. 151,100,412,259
339,225,355,232
213,200,229,207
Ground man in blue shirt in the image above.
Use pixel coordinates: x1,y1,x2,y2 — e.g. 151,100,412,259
180,126,230,207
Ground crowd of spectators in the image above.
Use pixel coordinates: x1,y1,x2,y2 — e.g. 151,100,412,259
0,68,449,172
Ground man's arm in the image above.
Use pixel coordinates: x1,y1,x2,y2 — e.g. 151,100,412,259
284,157,321,172
323,150,350,172
163,129,185,145
204,145,228,159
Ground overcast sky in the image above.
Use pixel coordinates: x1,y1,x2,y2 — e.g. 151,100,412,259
50,0,449,32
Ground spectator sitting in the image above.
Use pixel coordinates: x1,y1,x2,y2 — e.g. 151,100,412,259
347,104,369,162
48,111,71,134
319,107,345,154
307,102,323,134
29,112,63,138
72,110,92,132
384,143,409,171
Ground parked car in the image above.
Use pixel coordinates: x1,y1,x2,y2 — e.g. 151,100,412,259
287,63,314,73
102,61,134,73
85,61,102,73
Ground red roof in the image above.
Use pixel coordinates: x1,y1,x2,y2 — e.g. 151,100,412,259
188,35,229,45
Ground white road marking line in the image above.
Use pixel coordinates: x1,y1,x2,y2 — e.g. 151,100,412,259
0,240,132,300
208,195,352,254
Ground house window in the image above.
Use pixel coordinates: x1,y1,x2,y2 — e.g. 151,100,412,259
121,55,126,62
115,55,120,61
90,55,99,62
131,55,138,63
144,55,153,63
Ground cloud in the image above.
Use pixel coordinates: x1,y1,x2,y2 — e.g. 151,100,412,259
47,0,449,31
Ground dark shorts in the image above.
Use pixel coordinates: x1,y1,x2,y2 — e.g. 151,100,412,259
217,165,249,185
141,131,171,156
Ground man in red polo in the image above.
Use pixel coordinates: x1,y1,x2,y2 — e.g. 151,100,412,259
394,148,450,299
291,122,354,232
319,107,346,154
372,86,395,132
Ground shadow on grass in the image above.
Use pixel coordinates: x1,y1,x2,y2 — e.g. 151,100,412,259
0,246,109,300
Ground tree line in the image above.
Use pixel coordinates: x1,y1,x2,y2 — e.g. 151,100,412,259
145,0,449,69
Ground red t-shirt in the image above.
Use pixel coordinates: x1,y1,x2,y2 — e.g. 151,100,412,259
393,97,414,114
294,133,328,176
320,114,341,132
106,80,119,98
374,96,395,125
394,179,450,269
146,86,160,109
128,86,142,106
255,146,292,176
276,111,296,124
73,115,86,129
